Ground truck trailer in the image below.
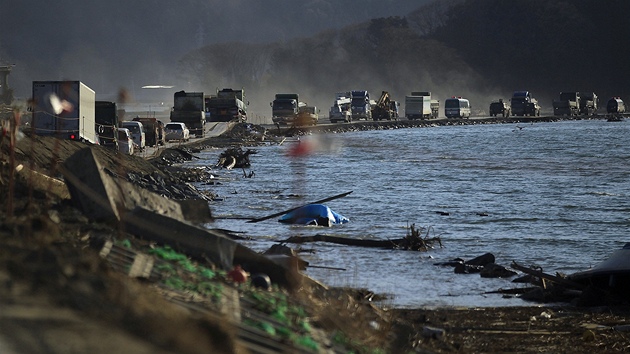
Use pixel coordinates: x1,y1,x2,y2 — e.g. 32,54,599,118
95,101,119,149
405,91,433,120
133,116,165,147
170,91,205,138
32,81,97,144
553,92,581,116
205,88,247,123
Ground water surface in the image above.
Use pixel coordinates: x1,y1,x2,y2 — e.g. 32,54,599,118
187,120,630,307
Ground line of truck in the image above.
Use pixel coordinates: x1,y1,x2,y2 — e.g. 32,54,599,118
30,80,627,147
30,81,251,151
324,89,624,120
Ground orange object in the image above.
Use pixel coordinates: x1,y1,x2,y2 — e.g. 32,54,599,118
227,265,248,283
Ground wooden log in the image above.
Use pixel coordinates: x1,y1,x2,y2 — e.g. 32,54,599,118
511,261,585,290
280,234,441,251
282,234,400,247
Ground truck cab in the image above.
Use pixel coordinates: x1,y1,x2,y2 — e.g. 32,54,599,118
489,99,510,117
350,90,371,120
511,91,540,116
170,91,205,138
329,94,352,123
297,106,319,125
271,93,300,125
553,92,580,116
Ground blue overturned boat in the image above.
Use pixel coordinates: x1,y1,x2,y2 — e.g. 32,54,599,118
278,204,349,227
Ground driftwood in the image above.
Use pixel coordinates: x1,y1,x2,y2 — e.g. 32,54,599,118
280,224,442,251
511,261,585,290
216,147,257,169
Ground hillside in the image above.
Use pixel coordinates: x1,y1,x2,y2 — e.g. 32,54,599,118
177,17,488,117
427,0,630,104
3,0,629,117
177,0,630,116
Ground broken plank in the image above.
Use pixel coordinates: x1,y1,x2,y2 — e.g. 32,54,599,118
511,261,585,290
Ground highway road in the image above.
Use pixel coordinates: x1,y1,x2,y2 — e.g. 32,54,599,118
138,121,230,159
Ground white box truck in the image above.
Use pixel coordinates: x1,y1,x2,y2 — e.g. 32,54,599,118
32,81,97,144
405,91,433,120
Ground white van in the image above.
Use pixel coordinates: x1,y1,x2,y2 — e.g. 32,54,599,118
444,97,471,118
116,128,134,155
121,121,146,150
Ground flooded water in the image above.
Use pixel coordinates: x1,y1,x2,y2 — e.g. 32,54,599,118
186,119,630,308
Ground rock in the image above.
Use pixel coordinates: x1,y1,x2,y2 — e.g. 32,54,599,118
480,263,517,278
465,253,495,266
422,326,445,339
520,287,545,302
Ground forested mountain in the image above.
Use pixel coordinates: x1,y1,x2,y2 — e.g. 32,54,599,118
427,0,630,104
2,0,629,116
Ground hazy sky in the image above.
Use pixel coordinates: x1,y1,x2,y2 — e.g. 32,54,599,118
0,0,428,102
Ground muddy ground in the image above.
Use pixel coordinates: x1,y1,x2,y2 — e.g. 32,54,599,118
1,122,629,353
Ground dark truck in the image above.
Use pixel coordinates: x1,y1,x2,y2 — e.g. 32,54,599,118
271,93,301,125
489,99,510,117
133,117,165,147
205,88,247,122
553,92,581,116
95,101,118,150
511,91,540,116
170,91,205,137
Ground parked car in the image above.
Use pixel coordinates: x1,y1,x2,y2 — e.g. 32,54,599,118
164,122,190,142
117,128,134,155
121,121,146,150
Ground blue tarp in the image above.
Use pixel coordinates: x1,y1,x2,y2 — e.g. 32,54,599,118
278,204,349,226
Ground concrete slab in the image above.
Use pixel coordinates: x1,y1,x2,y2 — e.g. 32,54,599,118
61,147,184,222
